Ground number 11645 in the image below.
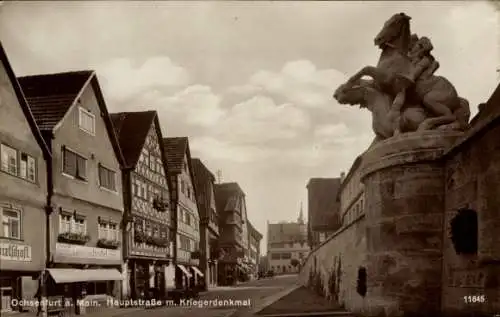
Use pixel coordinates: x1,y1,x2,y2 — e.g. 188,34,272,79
463,295,486,304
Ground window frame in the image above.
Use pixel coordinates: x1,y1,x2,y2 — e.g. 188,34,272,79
61,146,88,181
78,107,96,136
58,211,87,235
1,207,22,240
0,144,37,183
98,163,117,192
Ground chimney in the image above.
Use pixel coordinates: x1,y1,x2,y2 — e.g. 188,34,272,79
340,171,346,183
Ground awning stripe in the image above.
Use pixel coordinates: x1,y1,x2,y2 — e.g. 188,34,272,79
177,264,192,277
47,268,123,284
191,266,204,277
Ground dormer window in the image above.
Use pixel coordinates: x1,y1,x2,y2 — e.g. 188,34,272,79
78,107,95,135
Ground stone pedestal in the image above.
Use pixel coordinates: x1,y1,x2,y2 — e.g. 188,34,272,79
360,131,463,317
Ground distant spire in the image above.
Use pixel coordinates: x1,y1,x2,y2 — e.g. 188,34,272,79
298,202,304,224
216,169,222,184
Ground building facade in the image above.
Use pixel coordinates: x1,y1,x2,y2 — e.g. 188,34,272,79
214,182,246,285
338,157,364,228
18,70,125,311
0,43,51,313
306,179,342,249
191,158,219,289
163,137,202,289
247,221,262,278
267,211,308,274
110,111,174,300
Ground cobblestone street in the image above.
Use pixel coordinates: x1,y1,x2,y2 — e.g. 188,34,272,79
114,275,299,317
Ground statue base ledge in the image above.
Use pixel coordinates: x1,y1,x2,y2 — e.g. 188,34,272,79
361,130,464,179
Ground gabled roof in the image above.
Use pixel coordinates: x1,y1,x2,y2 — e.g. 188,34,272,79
163,137,197,211
214,182,245,213
0,42,51,159
18,70,125,166
306,177,341,231
110,111,158,168
18,71,93,131
163,137,188,174
191,158,217,219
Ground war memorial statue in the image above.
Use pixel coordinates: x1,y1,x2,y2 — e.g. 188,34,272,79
333,12,471,142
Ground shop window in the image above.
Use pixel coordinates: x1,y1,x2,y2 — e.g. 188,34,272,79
356,267,367,297
450,208,478,255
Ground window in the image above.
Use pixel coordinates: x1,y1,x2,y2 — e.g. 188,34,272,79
1,144,18,175
281,252,292,260
73,217,86,234
98,164,116,191
187,187,191,199
78,107,95,135
186,213,191,226
1,208,20,239
62,147,87,180
271,253,280,260
58,213,86,234
132,179,139,196
181,180,185,194
183,161,187,172
99,222,119,241
143,149,150,167
59,214,72,233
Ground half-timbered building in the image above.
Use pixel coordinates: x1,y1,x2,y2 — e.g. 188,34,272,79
163,137,203,290
110,111,174,300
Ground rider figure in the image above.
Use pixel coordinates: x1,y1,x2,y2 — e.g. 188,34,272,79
388,34,439,135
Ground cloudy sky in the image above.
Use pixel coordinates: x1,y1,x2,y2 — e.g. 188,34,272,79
1,1,498,253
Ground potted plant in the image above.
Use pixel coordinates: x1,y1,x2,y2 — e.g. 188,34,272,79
134,230,146,243
97,238,121,249
58,232,90,245
153,197,168,212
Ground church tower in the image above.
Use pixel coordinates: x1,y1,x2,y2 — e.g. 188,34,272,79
298,201,305,224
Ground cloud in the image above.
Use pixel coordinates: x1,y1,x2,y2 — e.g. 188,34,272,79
96,56,190,101
212,95,310,143
156,85,225,127
227,60,348,110
313,123,349,138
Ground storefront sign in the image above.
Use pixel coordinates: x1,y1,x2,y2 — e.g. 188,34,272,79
0,242,32,262
55,243,120,261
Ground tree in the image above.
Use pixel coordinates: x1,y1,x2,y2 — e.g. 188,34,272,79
290,258,300,268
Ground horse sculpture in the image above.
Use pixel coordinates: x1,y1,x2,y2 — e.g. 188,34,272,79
344,13,470,133
333,78,428,142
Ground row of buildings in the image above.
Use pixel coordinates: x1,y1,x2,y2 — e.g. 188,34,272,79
0,42,262,314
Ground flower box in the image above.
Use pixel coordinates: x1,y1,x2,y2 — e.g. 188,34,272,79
153,198,168,212
58,232,90,245
97,238,120,249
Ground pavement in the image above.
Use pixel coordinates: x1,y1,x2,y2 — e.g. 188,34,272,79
10,275,304,317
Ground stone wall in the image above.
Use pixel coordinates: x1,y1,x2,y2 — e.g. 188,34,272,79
441,119,500,316
299,214,367,315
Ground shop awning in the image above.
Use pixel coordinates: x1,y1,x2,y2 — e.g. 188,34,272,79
47,268,123,284
177,264,192,277
191,266,204,277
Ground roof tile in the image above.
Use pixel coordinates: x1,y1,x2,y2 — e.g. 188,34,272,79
163,137,188,174
18,71,93,131
110,111,156,168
